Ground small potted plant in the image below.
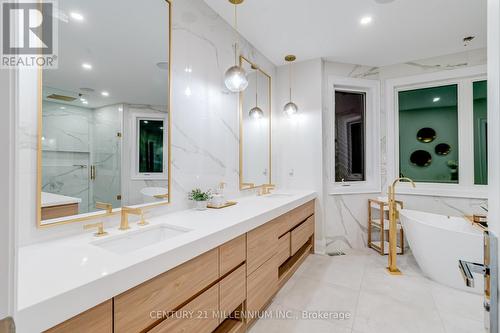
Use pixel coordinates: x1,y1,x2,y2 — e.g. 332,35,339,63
188,188,212,210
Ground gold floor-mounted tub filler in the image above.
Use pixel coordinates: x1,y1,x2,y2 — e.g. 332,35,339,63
386,177,416,275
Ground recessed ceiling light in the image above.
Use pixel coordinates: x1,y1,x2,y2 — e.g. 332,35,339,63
70,12,84,21
82,63,92,70
433,97,441,102
59,106,66,110
80,97,86,102
82,101,88,105
360,16,373,25
101,91,109,97
185,66,192,73
143,120,149,124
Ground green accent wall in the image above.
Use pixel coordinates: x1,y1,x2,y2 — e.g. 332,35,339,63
398,85,459,183
473,80,488,185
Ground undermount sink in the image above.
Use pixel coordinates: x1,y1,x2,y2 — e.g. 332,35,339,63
263,193,294,198
92,224,191,254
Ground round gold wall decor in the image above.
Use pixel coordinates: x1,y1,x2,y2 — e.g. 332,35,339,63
435,143,451,156
416,127,436,143
410,150,432,167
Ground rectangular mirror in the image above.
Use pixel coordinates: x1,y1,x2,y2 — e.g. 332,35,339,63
37,0,171,226
239,56,272,190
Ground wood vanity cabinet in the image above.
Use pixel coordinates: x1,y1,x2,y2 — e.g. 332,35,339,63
44,300,112,333
44,200,315,333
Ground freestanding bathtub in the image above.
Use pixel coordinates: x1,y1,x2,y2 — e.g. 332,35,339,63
399,209,484,294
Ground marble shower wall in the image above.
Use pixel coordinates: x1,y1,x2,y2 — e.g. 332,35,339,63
17,0,276,245
323,48,488,252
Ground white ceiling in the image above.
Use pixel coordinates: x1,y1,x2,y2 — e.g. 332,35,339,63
43,0,169,109
204,0,487,66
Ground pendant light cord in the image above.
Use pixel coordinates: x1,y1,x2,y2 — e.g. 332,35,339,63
289,62,292,102
255,69,258,106
234,4,239,65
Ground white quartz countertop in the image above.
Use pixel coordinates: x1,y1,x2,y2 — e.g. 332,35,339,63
41,192,82,207
16,190,316,333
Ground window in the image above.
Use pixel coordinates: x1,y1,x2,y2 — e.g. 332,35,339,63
335,91,366,182
132,115,168,179
329,76,380,194
386,66,488,198
398,85,459,183
473,80,488,185
138,119,164,173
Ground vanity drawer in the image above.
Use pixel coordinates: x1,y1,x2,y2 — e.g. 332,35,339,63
219,234,246,276
290,215,314,255
277,232,291,266
247,255,278,319
247,221,278,275
114,249,219,333
219,264,246,318
148,284,220,333
274,213,290,238
44,300,112,333
288,200,315,230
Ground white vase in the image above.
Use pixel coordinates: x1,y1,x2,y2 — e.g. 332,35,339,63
195,200,208,210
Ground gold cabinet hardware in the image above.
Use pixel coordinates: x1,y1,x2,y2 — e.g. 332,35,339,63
120,207,143,230
95,202,113,214
83,222,108,237
90,165,96,180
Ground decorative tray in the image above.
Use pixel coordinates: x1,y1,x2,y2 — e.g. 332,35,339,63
207,201,237,209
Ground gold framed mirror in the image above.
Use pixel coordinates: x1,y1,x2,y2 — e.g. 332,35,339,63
36,0,172,227
239,56,272,190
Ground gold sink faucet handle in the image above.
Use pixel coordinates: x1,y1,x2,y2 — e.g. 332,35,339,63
137,211,149,226
120,207,143,230
83,222,108,237
95,202,113,214
259,184,276,196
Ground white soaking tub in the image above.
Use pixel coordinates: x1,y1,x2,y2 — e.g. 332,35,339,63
399,209,484,293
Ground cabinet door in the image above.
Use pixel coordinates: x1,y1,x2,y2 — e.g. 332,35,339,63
149,284,220,333
247,256,278,319
44,300,112,333
247,221,278,275
114,249,219,333
288,200,315,230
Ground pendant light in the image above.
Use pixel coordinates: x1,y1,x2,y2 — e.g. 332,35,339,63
249,65,264,119
224,0,248,92
283,55,298,116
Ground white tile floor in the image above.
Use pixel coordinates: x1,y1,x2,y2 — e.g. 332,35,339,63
249,249,485,333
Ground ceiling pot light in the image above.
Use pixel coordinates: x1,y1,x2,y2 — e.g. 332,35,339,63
101,91,109,97
224,0,248,92
360,16,373,25
283,55,298,116
70,12,84,21
433,97,440,102
82,101,88,105
249,68,263,119
82,63,92,70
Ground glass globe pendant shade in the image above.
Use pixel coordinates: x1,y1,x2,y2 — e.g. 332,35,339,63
283,101,298,116
249,106,264,119
224,65,248,92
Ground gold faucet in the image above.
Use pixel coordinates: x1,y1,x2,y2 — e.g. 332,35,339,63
83,222,108,237
258,184,275,196
387,177,415,275
120,207,143,230
95,202,113,213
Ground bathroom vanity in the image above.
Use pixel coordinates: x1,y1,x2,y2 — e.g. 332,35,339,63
16,192,316,333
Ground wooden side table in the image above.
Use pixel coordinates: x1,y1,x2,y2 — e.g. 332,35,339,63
368,198,404,255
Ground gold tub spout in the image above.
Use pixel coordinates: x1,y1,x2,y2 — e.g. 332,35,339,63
387,177,415,275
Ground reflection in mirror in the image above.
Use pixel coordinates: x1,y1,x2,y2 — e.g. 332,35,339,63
38,0,171,226
239,57,271,189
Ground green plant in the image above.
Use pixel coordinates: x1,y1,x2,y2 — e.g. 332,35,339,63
188,188,212,202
